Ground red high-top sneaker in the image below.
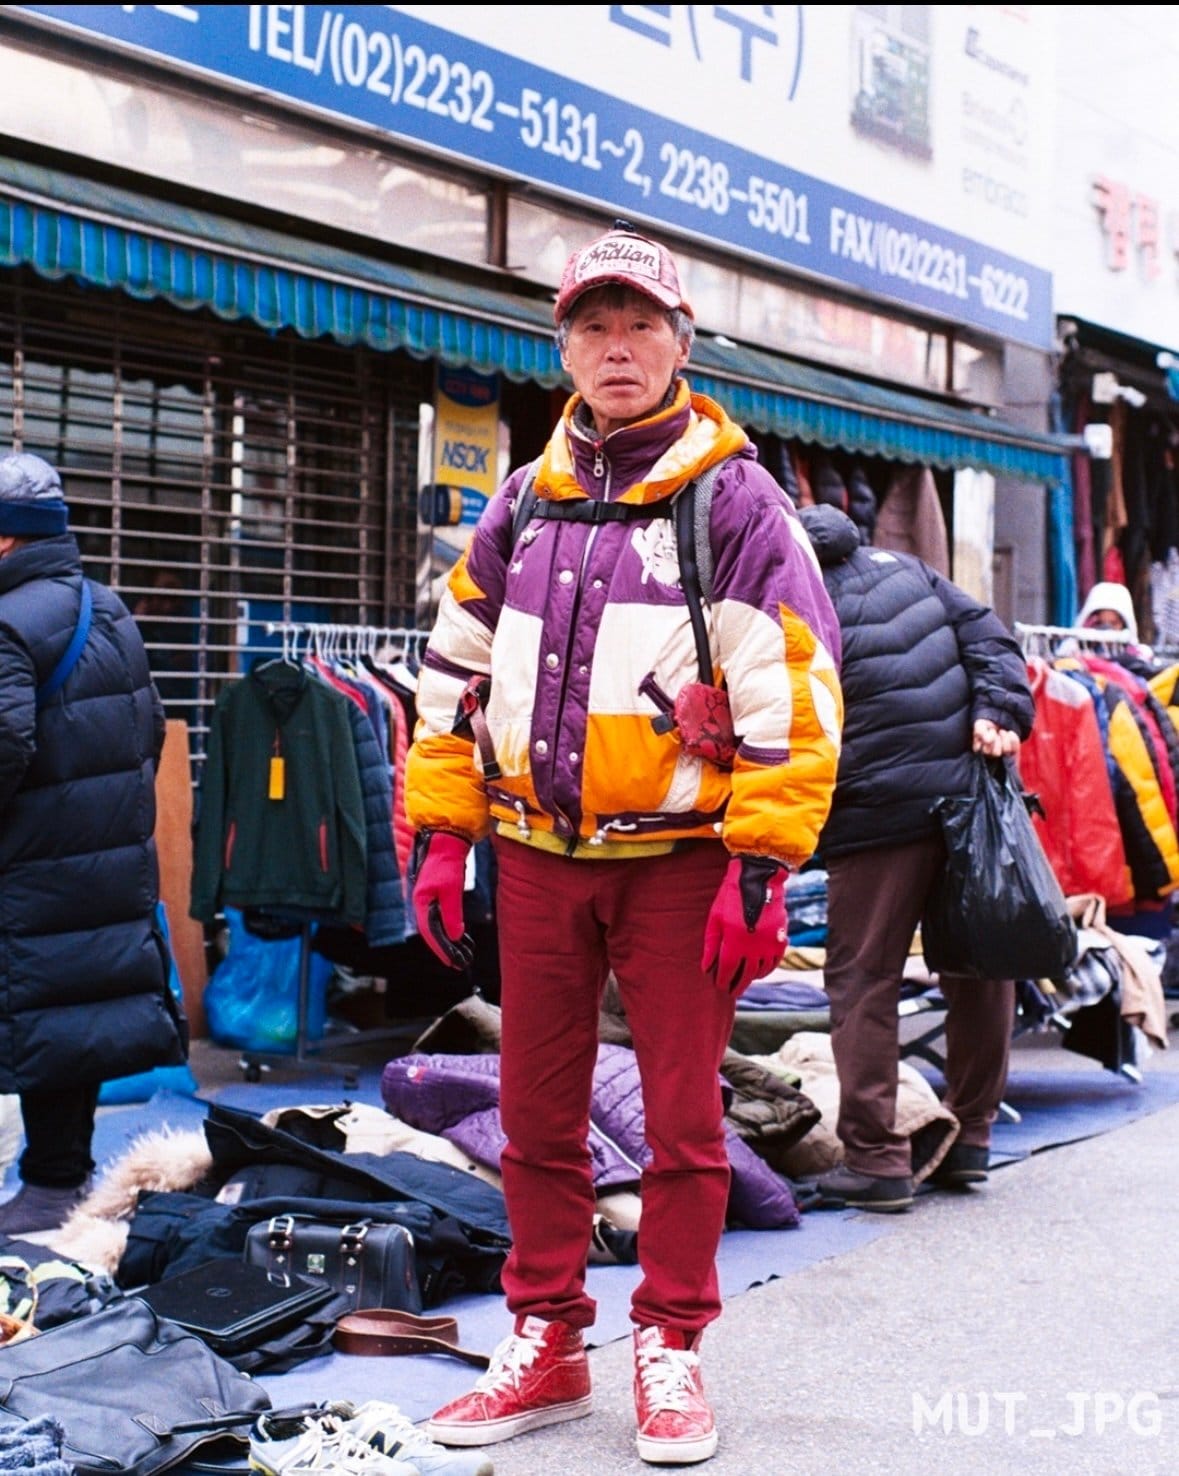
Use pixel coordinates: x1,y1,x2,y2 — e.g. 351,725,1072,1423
633,1325,718,1465
426,1315,592,1447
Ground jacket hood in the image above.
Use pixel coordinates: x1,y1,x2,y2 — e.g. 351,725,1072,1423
543,380,749,507
1076,581,1138,642
0,532,81,595
798,503,860,567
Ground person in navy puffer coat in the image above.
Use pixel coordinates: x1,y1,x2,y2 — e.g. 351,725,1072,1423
800,503,1034,1215
0,452,187,1235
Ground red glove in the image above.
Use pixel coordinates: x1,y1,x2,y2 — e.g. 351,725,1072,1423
701,856,789,997
411,830,474,971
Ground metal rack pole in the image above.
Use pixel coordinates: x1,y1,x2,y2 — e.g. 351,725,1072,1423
237,620,432,1087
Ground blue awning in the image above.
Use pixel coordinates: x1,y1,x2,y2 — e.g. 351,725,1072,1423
0,154,1076,481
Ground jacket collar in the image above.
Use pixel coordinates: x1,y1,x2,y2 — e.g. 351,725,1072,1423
537,379,748,507
0,533,82,595
248,656,311,724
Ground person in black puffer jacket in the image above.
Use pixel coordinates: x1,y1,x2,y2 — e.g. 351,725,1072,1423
0,453,188,1235
800,503,1035,1213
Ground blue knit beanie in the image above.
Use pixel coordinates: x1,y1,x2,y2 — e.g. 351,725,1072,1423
0,453,69,536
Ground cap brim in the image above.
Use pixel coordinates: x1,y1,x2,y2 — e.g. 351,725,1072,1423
556,277,689,323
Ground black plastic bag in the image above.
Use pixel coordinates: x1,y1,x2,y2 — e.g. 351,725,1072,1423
922,755,1077,981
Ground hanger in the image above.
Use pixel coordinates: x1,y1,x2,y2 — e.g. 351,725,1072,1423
264,622,429,689
1015,622,1133,659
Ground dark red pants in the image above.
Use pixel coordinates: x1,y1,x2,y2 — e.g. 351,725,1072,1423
825,836,1015,1177
492,836,733,1333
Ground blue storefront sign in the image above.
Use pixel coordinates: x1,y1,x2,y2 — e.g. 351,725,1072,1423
10,5,1054,348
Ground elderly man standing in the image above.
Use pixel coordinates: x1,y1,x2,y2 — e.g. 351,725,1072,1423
404,224,842,1465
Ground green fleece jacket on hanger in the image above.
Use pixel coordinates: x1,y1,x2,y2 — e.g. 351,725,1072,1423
191,659,367,926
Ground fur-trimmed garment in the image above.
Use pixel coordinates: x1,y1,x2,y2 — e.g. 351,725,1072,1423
39,1126,213,1273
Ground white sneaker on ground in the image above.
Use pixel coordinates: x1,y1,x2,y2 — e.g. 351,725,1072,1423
328,1400,493,1476
248,1410,420,1476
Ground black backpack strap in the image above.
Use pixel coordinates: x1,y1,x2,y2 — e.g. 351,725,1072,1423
510,460,676,543
674,461,724,684
532,499,669,525
511,454,727,688
509,459,542,547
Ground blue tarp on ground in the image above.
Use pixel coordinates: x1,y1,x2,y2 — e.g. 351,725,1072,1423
4,1055,1179,1425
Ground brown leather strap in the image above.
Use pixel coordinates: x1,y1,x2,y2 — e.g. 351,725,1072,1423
333,1310,490,1367
456,675,501,781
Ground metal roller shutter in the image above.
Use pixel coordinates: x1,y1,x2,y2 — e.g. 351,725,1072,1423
0,269,427,771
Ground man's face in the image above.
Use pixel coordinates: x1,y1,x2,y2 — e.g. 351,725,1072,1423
559,290,690,439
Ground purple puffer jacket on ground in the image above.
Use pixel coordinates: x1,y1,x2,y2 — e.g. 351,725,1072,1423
381,1042,801,1229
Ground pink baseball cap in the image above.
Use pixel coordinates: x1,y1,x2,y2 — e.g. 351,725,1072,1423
554,227,693,325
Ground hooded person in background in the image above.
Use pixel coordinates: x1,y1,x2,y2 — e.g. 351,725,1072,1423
799,503,1034,1213
404,224,842,1466
1077,580,1137,637
0,452,187,1235
1076,579,1155,669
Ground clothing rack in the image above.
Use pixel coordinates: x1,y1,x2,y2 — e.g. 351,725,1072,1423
267,620,431,666
1016,618,1165,1082
234,621,432,1087
1015,622,1134,656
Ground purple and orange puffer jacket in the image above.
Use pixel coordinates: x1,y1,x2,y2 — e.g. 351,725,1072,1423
406,380,843,867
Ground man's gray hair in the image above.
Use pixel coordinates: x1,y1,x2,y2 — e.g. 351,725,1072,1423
555,286,695,357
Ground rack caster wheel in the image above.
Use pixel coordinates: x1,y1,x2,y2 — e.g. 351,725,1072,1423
239,1058,265,1083
342,1069,360,1091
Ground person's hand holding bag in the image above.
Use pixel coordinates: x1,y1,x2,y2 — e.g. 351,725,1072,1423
701,855,789,997
411,830,474,970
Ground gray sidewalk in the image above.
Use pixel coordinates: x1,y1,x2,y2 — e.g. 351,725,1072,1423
474,1037,1179,1476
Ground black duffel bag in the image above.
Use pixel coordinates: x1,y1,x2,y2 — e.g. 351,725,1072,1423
243,1213,422,1315
201,1103,510,1305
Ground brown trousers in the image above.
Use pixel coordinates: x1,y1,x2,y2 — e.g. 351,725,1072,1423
825,836,1015,1177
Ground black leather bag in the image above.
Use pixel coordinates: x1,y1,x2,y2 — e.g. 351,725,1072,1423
0,1297,270,1476
203,1103,510,1306
243,1213,422,1314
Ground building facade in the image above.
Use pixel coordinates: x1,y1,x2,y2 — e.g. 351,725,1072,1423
1046,7,1179,649
0,5,1079,753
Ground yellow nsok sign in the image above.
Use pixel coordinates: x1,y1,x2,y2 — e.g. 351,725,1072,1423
432,365,500,523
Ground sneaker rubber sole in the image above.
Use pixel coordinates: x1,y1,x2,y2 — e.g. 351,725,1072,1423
635,1426,719,1464
426,1394,593,1447
843,1192,913,1212
821,1187,913,1213
936,1167,989,1187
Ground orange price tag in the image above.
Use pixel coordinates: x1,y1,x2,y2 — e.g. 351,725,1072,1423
268,756,285,800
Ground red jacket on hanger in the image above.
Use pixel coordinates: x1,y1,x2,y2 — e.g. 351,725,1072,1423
1018,657,1133,906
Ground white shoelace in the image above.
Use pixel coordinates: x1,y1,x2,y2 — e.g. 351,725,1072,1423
472,1327,543,1393
637,1346,702,1414
349,1414,436,1459
300,1418,401,1475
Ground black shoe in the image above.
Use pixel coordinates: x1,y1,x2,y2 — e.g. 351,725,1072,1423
815,1164,913,1213
930,1143,990,1189
0,1179,92,1235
